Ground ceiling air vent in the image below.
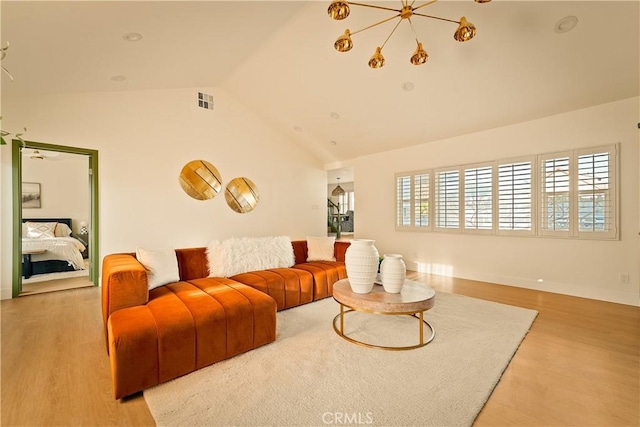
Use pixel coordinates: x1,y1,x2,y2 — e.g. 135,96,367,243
198,92,214,110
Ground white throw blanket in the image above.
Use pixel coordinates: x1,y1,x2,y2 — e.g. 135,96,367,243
207,236,294,277
22,237,86,270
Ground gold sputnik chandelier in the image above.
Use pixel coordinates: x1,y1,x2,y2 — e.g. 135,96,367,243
328,0,490,68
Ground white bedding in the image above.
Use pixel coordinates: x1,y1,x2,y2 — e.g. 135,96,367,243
22,237,86,270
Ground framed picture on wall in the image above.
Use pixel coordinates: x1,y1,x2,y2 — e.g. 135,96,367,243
22,182,41,208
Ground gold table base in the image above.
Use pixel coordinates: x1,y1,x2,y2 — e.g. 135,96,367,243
332,304,436,351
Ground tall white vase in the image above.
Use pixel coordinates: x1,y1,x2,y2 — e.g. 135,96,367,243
345,239,379,294
380,254,406,294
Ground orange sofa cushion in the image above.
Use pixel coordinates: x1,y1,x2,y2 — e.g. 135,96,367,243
230,268,315,310
107,277,276,399
292,261,347,300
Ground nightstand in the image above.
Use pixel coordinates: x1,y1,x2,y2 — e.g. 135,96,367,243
77,233,89,259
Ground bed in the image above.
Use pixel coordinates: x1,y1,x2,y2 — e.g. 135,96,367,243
22,218,87,278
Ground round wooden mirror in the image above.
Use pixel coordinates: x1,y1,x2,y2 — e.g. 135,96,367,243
225,177,259,213
179,160,222,200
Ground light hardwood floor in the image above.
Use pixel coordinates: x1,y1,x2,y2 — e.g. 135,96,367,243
1,275,638,426
20,276,94,295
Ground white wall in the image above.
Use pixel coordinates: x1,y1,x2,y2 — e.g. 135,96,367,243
2,90,637,306
354,97,640,306
0,87,327,299
21,154,89,235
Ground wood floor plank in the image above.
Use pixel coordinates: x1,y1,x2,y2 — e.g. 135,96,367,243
1,274,638,426
405,272,640,427
1,287,154,426
20,275,94,295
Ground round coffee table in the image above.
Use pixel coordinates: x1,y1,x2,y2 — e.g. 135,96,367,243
332,278,436,351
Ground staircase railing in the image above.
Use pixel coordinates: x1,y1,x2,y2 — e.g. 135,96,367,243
327,198,341,236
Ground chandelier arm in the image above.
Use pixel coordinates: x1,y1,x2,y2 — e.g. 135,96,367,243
411,0,439,12
412,12,460,24
407,18,421,44
380,17,404,49
351,13,402,36
349,2,402,13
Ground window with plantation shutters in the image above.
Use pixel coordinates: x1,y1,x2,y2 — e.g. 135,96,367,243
498,159,533,234
576,146,616,238
396,174,411,228
539,153,571,236
435,169,460,230
414,173,430,228
394,144,617,240
538,145,617,239
464,165,493,231
396,171,432,231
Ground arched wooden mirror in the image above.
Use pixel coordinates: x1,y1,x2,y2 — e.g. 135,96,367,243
225,177,259,213
179,160,222,200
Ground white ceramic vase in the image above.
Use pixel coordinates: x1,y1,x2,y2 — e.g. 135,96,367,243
380,254,406,294
345,239,380,294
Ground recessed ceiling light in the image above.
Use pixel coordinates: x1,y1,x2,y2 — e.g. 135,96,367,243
330,112,340,119
554,16,578,34
402,81,415,91
110,75,126,82
294,126,303,132
123,32,143,42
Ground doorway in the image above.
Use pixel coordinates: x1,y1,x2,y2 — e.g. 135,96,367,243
11,140,99,298
327,167,355,239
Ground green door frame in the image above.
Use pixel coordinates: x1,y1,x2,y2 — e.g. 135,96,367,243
12,139,99,298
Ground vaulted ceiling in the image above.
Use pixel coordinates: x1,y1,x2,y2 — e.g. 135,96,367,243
1,1,638,167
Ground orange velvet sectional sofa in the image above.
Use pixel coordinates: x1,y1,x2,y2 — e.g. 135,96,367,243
101,240,348,399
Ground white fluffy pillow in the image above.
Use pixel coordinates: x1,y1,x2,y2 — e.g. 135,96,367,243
206,240,226,277
136,248,180,290
25,222,57,239
207,236,294,277
54,223,73,237
306,236,336,262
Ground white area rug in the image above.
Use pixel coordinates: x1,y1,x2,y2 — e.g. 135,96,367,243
144,292,537,427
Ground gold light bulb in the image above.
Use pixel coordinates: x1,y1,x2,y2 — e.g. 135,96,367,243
334,29,354,52
368,47,385,69
410,42,429,65
454,16,476,42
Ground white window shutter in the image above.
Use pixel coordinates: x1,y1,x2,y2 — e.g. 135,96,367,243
497,158,534,235
435,168,460,230
539,152,572,237
464,164,493,232
576,145,617,239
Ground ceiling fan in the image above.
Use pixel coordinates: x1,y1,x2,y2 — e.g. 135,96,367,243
23,149,60,161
